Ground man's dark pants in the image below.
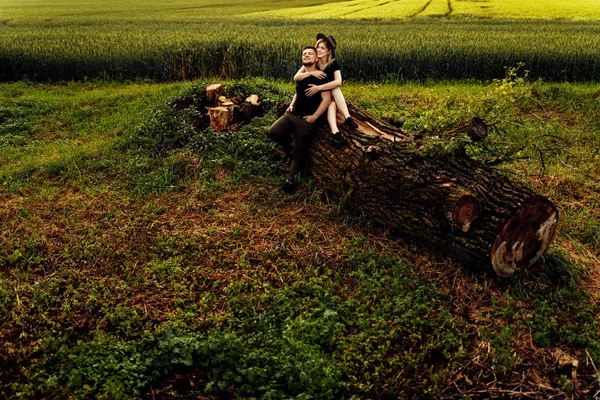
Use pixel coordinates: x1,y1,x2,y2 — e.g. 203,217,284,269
268,111,317,177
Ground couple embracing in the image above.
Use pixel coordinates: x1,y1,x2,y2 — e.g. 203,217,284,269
268,33,358,194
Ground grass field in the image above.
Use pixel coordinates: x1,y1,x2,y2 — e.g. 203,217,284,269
3,0,600,21
1,77,599,398
1,0,600,82
251,0,600,19
2,0,600,397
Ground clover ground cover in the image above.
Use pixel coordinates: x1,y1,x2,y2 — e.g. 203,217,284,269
1,78,599,398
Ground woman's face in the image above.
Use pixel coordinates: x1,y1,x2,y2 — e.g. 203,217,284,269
316,42,330,60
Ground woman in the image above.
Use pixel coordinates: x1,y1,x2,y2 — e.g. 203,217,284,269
293,33,358,144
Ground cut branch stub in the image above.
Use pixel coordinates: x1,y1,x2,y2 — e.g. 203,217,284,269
468,116,488,142
490,196,559,278
452,194,481,233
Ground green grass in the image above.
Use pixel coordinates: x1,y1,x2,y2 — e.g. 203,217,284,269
0,81,189,190
1,0,600,82
1,78,600,398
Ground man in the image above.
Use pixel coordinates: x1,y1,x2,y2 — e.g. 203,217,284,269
268,46,332,193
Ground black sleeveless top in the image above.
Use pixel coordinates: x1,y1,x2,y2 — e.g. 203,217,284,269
319,59,341,83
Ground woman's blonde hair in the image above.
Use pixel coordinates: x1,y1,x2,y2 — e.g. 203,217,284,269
316,38,335,66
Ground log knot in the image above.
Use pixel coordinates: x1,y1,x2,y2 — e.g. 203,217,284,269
468,116,488,142
365,145,381,160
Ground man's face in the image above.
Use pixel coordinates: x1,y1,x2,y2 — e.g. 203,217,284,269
302,48,317,67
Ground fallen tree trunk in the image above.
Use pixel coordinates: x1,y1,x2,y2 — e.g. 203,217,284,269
279,103,558,278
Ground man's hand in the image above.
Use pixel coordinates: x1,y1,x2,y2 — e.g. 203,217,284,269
305,84,321,97
312,71,327,79
286,104,294,112
303,114,317,124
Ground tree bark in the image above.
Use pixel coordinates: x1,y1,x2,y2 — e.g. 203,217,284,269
280,103,558,278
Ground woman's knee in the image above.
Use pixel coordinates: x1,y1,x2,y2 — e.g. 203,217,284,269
332,88,345,103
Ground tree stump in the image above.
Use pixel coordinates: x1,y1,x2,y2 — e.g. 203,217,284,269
207,106,234,132
278,103,558,278
206,84,225,106
204,85,264,132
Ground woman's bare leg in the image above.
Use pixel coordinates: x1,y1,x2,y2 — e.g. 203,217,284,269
327,101,339,133
331,87,350,119
331,87,358,129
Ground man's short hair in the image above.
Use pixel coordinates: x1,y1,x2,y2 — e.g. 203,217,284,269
303,46,317,53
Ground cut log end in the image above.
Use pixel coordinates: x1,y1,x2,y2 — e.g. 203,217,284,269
490,197,559,278
453,195,480,232
468,116,488,142
245,95,260,106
